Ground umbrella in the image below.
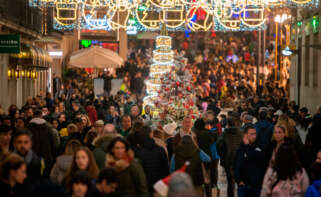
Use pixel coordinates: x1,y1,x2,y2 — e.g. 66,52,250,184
69,46,124,68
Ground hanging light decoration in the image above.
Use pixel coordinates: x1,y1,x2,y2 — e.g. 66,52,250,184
29,0,317,31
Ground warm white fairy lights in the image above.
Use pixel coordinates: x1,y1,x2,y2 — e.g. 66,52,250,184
30,0,316,31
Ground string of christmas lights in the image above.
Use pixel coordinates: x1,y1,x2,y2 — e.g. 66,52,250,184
29,0,318,31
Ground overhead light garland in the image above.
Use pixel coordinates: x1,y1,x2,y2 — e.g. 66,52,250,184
29,0,318,31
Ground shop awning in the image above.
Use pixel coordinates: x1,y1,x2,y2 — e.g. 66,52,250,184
9,43,52,69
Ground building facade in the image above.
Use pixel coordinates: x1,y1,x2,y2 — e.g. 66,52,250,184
0,0,53,111
290,7,321,113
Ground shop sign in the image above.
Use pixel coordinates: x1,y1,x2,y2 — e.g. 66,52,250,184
0,34,20,54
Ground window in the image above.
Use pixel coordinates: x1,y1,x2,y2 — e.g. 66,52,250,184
313,33,319,87
305,35,310,86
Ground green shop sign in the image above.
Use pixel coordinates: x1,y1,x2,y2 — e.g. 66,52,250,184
0,34,20,54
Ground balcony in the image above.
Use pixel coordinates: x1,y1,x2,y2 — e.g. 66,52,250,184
0,0,42,33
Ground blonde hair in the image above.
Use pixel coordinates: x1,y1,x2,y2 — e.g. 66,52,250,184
277,114,296,139
274,124,289,137
81,114,92,126
67,123,78,135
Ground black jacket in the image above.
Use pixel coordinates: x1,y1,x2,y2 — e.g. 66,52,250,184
27,118,56,177
24,151,42,186
0,180,26,197
234,143,265,188
217,127,243,168
193,128,213,156
135,138,169,192
174,140,203,186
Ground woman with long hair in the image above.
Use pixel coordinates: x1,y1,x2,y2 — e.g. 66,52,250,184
50,139,82,184
0,153,27,197
264,124,289,167
63,146,99,194
105,137,148,197
261,143,309,196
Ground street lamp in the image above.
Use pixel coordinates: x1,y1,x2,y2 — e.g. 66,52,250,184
274,13,291,81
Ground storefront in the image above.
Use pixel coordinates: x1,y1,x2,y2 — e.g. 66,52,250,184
0,43,52,110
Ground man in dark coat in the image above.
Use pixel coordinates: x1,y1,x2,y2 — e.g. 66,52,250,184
27,110,56,177
135,126,169,194
217,115,243,197
234,125,265,197
104,71,113,97
13,130,43,190
254,110,274,150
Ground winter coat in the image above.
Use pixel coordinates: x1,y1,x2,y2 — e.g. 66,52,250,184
261,167,309,197
135,138,169,193
85,106,98,125
50,155,73,184
305,114,321,166
172,131,198,153
305,179,321,197
193,128,213,156
153,137,168,158
234,143,265,188
92,134,119,170
174,140,203,186
21,150,43,186
216,127,243,168
255,120,274,150
27,118,56,177
0,180,26,197
105,150,148,197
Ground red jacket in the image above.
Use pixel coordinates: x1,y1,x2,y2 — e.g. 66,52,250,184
85,106,97,125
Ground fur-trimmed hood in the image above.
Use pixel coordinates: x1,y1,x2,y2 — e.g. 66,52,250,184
29,117,46,125
105,150,135,172
93,134,120,148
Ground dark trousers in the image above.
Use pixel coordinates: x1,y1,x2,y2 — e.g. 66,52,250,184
224,166,235,197
237,185,261,197
210,159,219,186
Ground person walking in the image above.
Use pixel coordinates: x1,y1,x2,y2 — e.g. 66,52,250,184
261,142,309,197
105,137,148,197
234,125,265,197
135,125,169,194
217,115,243,197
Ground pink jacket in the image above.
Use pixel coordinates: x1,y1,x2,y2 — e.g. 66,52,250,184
261,167,309,197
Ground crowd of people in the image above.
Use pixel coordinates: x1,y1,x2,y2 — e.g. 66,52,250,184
0,32,321,197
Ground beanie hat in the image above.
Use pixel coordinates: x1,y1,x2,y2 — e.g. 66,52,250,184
153,161,190,196
167,172,194,197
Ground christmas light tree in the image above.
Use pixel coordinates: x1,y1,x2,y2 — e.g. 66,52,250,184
144,24,200,127
144,24,175,107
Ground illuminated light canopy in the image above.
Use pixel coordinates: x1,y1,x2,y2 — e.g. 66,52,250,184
29,0,318,31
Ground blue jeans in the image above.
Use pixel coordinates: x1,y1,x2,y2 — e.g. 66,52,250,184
237,185,261,197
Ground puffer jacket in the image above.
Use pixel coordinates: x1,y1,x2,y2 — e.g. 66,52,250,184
92,134,119,169
135,138,169,193
217,127,243,168
50,155,73,184
106,150,148,197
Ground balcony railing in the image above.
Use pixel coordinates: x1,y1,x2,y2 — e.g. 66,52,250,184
0,0,42,33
